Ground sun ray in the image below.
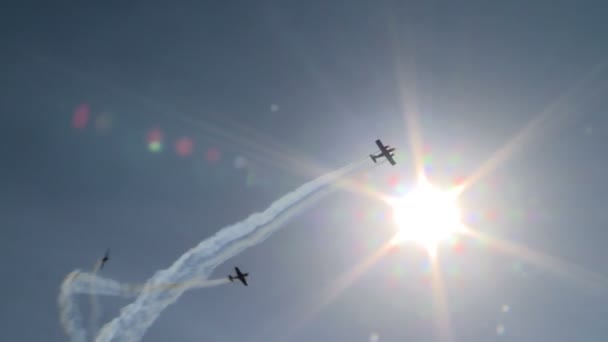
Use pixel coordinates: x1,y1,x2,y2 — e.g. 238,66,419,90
30,52,395,208
430,258,454,342
463,226,608,293
388,180,465,257
279,240,394,341
385,8,430,185
456,61,608,196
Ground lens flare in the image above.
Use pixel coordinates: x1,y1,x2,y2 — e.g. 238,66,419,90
148,141,162,153
389,181,464,256
175,137,193,157
146,128,164,153
206,147,221,163
72,103,90,129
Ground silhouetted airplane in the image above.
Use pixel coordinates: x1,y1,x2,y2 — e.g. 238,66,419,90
370,139,396,165
100,249,110,270
228,267,248,286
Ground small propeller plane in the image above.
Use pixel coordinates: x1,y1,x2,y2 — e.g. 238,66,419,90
369,139,396,165
228,267,249,286
100,249,110,270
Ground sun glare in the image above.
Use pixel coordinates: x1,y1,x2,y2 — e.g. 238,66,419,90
389,181,464,256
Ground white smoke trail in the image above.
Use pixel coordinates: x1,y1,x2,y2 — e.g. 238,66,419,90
89,261,102,341
63,271,231,298
59,270,141,342
59,271,231,341
59,272,88,342
95,161,365,342
59,160,366,342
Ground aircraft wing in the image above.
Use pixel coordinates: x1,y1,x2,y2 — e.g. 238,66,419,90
375,139,397,165
240,277,248,286
375,139,386,151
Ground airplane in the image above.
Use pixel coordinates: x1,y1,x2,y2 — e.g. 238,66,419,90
100,249,110,270
228,267,249,286
369,139,396,165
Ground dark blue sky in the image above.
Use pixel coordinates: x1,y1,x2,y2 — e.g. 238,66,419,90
3,1,608,341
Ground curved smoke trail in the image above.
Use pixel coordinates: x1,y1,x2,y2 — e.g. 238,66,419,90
95,161,364,341
89,261,102,341
59,272,88,342
59,271,231,341
60,160,367,342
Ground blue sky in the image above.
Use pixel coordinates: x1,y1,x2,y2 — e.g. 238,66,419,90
3,1,608,341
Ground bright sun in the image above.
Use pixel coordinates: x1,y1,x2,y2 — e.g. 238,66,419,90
389,181,464,256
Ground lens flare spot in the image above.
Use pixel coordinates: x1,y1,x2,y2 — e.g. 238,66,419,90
452,175,465,187
146,128,164,152
148,141,162,153
206,147,221,163
175,137,194,157
369,332,380,342
452,240,465,254
395,184,408,195
147,128,163,143
422,152,433,166
95,112,113,132
233,155,248,169
388,174,400,187
421,259,432,274
467,211,482,224
496,324,506,335
72,103,90,129
486,209,498,221
388,244,402,255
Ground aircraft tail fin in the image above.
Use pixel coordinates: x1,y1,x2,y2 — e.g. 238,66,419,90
370,154,377,163
228,275,234,282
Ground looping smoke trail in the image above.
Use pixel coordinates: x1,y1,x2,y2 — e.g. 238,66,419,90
62,271,231,298
94,161,366,342
59,271,230,341
59,160,367,342
89,261,102,341
59,272,88,342
59,270,143,342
